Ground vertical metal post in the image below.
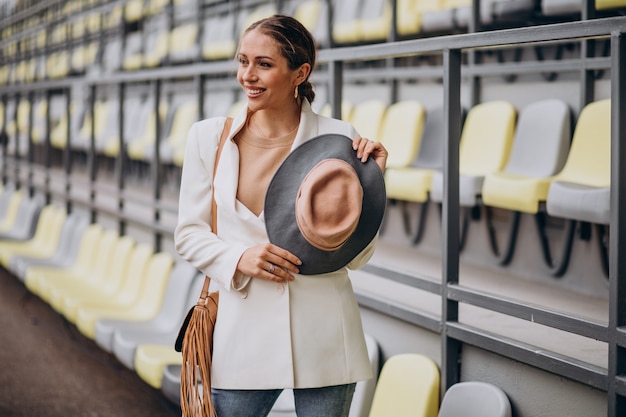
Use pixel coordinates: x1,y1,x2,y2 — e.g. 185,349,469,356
441,48,462,393
328,60,343,120
608,30,626,417
64,87,72,213
0,95,6,184
580,0,596,111
26,91,34,195
14,93,21,190
117,83,126,236
88,85,97,224
153,79,162,251
44,89,52,201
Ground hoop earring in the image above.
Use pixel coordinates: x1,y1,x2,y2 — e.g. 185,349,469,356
294,85,299,99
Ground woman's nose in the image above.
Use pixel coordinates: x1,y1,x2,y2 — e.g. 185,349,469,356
243,66,257,81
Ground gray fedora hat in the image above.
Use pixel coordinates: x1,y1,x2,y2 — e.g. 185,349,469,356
264,134,386,275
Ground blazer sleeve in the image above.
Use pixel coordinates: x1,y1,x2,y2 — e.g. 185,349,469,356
174,118,249,291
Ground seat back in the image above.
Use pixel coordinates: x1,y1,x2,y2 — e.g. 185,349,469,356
438,382,512,417
504,98,571,178
351,100,387,141
113,243,154,306
367,354,440,417
459,100,516,176
554,99,610,187
412,106,465,170
143,260,200,331
131,252,175,317
379,100,425,168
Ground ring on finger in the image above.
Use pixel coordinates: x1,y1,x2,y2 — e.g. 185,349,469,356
268,263,275,274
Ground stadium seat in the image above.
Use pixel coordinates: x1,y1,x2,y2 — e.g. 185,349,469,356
0,204,66,268
75,251,174,339
367,354,439,417
168,23,199,64
0,187,24,235
143,17,170,68
71,99,113,152
482,99,571,214
153,99,198,164
202,12,237,61
102,95,143,158
422,0,470,33
396,0,443,37
380,100,426,169
122,32,144,71
9,209,90,280
39,228,119,308
438,381,512,417
124,0,144,23
319,100,354,122
0,192,45,242
96,261,199,355
293,0,330,48
546,99,611,225
358,0,393,43
24,223,104,298
542,0,626,16
111,267,202,370
135,343,182,389
332,0,364,44
350,99,387,141
126,98,168,162
51,234,136,319
430,100,517,207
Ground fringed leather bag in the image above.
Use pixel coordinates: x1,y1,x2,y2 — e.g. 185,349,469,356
175,117,233,417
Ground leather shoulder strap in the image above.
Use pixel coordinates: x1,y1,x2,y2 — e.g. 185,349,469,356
211,117,233,232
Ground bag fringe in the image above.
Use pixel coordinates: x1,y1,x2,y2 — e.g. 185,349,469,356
180,291,219,417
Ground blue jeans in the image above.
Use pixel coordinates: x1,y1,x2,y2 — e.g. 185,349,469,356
212,383,356,417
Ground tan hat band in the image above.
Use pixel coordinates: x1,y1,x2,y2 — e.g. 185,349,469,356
295,159,363,251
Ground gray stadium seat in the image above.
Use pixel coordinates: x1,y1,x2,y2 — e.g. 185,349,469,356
438,382,512,417
0,192,45,241
94,261,200,358
546,99,610,224
10,209,90,281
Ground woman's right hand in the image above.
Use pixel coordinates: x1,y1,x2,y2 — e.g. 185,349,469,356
237,243,302,283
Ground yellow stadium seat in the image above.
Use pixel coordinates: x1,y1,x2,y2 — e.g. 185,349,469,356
202,13,237,61
24,224,104,298
52,235,136,318
135,344,182,389
0,189,23,234
430,100,517,207
546,99,611,225
380,100,426,169
368,354,440,417
0,205,66,268
169,23,198,64
350,99,387,141
482,99,571,214
75,251,173,339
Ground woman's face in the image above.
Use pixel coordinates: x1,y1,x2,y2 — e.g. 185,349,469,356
236,29,305,113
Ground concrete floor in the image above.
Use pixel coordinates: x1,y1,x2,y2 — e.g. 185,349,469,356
0,267,180,417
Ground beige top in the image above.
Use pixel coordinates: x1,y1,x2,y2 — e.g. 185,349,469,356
234,118,297,216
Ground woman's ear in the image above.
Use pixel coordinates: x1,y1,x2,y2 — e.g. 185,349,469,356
295,63,312,84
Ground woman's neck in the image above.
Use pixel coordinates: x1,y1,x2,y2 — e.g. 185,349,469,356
248,104,301,139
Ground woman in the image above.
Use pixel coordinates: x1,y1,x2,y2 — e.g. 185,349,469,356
175,14,388,417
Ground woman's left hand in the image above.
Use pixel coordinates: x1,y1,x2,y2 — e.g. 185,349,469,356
352,137,388,173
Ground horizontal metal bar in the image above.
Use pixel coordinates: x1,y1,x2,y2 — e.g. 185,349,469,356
446,322,608,391
361,263,441,294
355,292,441,333
318,17,626,63
447,284,608,341
615,376,626,397
616,327,626,348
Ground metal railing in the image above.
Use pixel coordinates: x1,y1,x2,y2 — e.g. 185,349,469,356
0,7,625,416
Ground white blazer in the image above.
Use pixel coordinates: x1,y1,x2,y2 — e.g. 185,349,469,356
175,100,375,389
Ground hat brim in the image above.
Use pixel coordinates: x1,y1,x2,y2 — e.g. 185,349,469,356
264,134,386,275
